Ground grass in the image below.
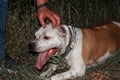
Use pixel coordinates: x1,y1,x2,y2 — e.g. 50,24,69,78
0,53,120,80
0,0,120,80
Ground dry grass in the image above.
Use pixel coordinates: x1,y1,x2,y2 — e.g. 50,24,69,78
0,0,120,80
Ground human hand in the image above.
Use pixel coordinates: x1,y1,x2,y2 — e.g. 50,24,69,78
37,7,60,28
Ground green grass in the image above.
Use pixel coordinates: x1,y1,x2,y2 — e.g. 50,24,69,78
0,0,120,80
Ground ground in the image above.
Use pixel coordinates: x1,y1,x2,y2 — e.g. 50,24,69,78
0,52,120,80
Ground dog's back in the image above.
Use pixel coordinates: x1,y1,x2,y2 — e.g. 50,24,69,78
81,21,120,66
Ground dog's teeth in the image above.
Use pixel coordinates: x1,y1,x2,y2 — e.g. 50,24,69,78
40,57,45,60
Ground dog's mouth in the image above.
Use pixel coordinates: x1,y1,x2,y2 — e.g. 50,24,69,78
35,48,58,70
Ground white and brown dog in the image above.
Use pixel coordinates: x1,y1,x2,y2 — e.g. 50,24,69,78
29,21,120,80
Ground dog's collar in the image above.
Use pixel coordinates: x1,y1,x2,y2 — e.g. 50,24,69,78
62,26,77,57
49,26,77,67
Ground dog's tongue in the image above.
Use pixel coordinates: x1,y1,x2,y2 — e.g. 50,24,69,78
35,49,57,70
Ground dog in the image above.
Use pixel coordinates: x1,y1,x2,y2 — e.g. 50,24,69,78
29,21,120,80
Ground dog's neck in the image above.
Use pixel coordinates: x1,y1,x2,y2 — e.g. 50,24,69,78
62,26,77,57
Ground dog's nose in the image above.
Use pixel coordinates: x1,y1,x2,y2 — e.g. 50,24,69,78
28,42,35,51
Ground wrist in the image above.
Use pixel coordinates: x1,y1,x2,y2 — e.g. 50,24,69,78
37,2,49,10
37,0,48,5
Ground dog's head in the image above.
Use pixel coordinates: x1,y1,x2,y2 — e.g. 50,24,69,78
29,23,68,53
29,23,69,70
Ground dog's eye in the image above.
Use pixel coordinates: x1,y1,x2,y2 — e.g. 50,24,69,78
43,36,50,40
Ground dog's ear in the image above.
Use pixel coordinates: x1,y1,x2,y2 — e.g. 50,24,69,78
57,25,66,36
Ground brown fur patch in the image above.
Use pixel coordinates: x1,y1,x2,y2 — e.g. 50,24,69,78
81,22,120,66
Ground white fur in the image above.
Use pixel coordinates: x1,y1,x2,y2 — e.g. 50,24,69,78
95,25,107,29
33,24,86,80
97,51,112,64
51,29,85,80
88,51,112,68
113,21,120,27
33,24,65,53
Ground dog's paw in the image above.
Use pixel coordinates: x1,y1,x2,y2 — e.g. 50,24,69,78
50,75,62,80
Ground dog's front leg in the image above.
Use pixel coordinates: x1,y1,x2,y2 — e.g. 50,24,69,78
51,40,86,80
40,64,58,77
50,63,86,80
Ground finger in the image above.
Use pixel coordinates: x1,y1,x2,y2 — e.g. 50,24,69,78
38,15,46,27
53,14,60,26
47,14,57,28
